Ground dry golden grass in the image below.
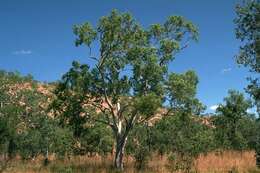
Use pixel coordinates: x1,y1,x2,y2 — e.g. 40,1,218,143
195,151,257,173
2,150,260,173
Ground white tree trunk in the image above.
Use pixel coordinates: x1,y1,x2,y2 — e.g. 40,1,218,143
114,134,127,170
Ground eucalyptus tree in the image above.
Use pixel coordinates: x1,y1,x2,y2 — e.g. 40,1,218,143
53,10,198,169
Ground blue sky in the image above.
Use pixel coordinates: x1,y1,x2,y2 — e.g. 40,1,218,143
0,0,251,113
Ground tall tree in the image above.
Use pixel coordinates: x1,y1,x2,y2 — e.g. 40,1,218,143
234,0,260,166
234,0,260,113
53,10,198,169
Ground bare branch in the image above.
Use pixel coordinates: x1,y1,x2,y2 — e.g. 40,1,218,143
96,64,118,130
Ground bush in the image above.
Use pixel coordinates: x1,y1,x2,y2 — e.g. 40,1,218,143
126,124,152,169
256,120,260,168
152,112,215,172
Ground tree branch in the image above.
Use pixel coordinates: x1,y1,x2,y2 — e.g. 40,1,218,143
96,64,118,130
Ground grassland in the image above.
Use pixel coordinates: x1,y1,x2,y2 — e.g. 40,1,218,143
2,151,260,173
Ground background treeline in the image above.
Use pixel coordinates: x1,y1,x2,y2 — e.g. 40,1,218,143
0,70,259,172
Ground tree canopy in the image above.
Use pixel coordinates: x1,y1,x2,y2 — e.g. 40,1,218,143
52,10,199,169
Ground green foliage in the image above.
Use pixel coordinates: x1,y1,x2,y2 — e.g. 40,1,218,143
0,117,9,147
166,70,205,114
18,127,42,159
213,90,253,150
0,70,35,158
53,10,199,169
150,76,214,171
50,125,74,159
134,93,161,118
0,70,73,163
234,0,260,73
126,124,152,169
247,78,260,114
234,0,260,114
256,119,260,167
238,115,258,149
77,123,114,155
152,113,215,172
234,2,260,165
16,113,74,160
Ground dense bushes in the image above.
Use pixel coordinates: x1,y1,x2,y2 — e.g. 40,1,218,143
76,122,114,156
0,71,74,164
212,90,256,151
152,113,215,172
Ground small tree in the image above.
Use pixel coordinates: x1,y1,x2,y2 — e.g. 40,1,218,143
151,71,213,172
213,90,252,150
53,10,198,169
151,112,215,173
126,124,152,169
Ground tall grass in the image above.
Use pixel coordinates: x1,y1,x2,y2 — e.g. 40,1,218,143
2,151,259,173
195,151,257,173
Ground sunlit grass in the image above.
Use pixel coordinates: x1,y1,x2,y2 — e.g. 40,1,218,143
2,151,260,173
